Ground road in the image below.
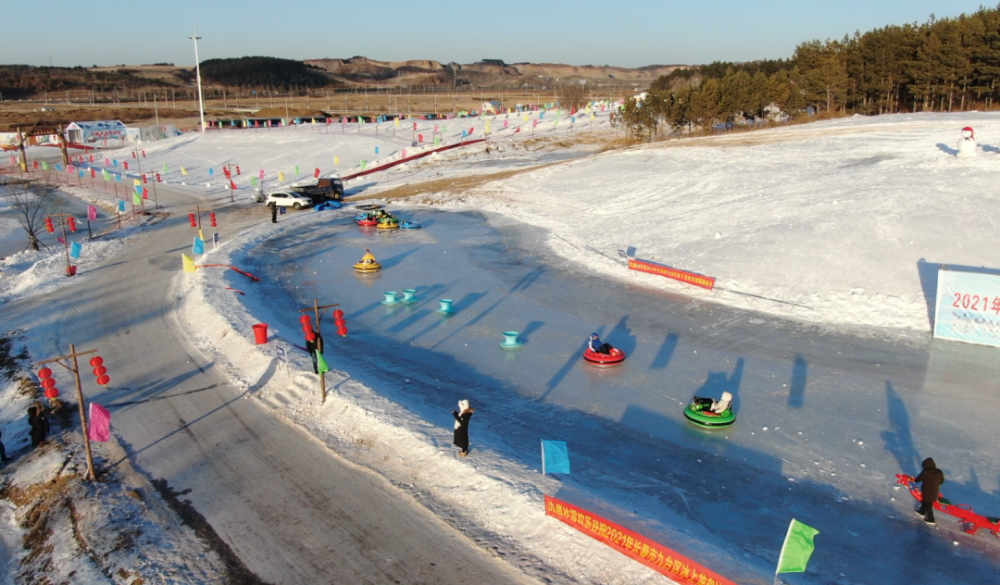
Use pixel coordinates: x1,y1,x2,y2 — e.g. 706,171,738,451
2,185,538,585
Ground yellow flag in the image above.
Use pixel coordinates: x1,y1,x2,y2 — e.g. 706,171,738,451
133,179,141,186
181,167,188,175
394,118,399,128
485,121,490,133
278,171,285,182
524,114,529,122
182,253,196,273
199,229,204,241
334,156,339,165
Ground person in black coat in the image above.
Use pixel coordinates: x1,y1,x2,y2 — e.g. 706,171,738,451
915,457,945,525
452,399,474,456
269,201,278,223
305,329,324,374
28,405,49,449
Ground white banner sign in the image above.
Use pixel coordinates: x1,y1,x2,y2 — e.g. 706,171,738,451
933,268,1000,347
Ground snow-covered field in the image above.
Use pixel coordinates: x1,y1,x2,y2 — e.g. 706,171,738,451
3,111,1000,584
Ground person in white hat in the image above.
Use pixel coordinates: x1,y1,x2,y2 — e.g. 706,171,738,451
453,399,475,456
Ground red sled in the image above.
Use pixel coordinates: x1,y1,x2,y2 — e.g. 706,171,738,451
896,474,1000,538
583,347,626,366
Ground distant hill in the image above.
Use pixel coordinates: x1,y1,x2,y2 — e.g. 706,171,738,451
0,58,682,99
304,57,683,88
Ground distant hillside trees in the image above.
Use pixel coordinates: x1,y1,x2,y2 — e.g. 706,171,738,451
198,57,333,90
621,5,1000,141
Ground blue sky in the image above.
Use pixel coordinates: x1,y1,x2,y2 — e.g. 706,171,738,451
4,0,988,68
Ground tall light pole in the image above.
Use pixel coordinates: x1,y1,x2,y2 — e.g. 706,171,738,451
189,35,207,133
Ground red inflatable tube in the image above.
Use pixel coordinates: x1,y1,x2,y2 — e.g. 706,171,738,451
583,348,626,366
357,219,378,227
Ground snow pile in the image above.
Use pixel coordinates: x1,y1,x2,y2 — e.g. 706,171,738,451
447,112,1000,334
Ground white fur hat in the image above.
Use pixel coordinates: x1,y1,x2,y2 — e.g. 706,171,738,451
458,399,470,412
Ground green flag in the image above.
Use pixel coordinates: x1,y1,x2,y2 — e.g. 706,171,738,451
316,351,330,374
777,519,819,574
163,163,168,173
42,161,49,170
360,160,366,170
133,192,141,205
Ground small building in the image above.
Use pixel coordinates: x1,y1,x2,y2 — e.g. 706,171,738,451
65,120,130,147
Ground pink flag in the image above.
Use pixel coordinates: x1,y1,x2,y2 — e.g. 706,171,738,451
313,168,320,178
533,119,538,128
57,237,65,244
433,124,439,133
402,149,407,158
88,403,111,442
258,169,265,180
87,205,97,221
504,119,509,128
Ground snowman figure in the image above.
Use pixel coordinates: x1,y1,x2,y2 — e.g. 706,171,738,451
957,126,977,158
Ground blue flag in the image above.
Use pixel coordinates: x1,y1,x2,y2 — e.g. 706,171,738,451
112,159,118,166
375,146,379,155
118,200,126,212
134,185,142,195
70,241,82,259
192,237,205,255
542,440,570,474
79,170,85,177
208,168,214,176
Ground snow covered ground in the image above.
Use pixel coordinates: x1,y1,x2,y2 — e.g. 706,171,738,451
3,111,1000,584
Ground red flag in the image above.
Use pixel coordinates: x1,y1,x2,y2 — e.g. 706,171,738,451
142,187,148,199
230,180,237,190
90,168,96,178
89,155,94,163
515,128,521,133
418,134,423,143
88,403,111,442
413,122,418,131
123,161,129,170
313,168,320,178
468,127,474,135
326,117,332,125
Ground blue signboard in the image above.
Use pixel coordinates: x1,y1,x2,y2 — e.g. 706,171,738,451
933,268,1000,348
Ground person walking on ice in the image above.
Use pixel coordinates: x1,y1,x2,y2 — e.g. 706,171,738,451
915,457,945,525
453,399,474,457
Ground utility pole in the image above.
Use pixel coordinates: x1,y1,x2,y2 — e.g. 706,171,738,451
190,34,207,133
34,343,100,481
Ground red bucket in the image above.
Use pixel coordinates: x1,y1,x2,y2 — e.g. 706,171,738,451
66,265,77,277
252,323,268,344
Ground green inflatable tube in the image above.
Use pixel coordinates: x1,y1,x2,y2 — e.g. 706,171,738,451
684,404,736,428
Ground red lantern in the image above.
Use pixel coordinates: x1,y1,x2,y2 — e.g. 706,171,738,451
210,212,217,227
37,367,53,379
236,165,241,175
189,213,197,228
132,151,136,159
97,375,110,386
333,309,344,319
44,218,55,233
142,174,148,184
93,365,107,377
44,387,60,399
67,217,76,232
302,324,312,333
299,315,312,325
334,317,346,328
337,326,348,336
41,378,56,389
305,331,316,342
89,356,103,367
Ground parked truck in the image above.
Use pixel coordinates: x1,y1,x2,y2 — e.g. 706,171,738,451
291,177,345,203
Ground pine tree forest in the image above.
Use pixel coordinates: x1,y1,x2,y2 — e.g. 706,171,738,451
620,5,1000,140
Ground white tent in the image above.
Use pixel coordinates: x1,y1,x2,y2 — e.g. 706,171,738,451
65,120,130,147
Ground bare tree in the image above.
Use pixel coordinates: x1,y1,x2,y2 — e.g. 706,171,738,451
559,82,588,109
1,176,54,252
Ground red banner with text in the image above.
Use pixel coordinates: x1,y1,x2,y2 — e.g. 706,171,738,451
545,495,738,585
628,258,716,290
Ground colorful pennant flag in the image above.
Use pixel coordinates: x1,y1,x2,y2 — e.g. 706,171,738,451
70,241,82,259
182,253,196,273
776,519,819,574
118,200,125,212
541,440,571,474
278,171,285,182
316,351,330,373
87,205,97,221
181,167,188,175
88,403,111,442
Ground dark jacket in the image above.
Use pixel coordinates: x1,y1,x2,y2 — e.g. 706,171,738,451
915,457,945,504
452,409,474,451
306,331,324,355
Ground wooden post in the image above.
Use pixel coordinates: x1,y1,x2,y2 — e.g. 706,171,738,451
34,344,98,481
299,300,339,404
